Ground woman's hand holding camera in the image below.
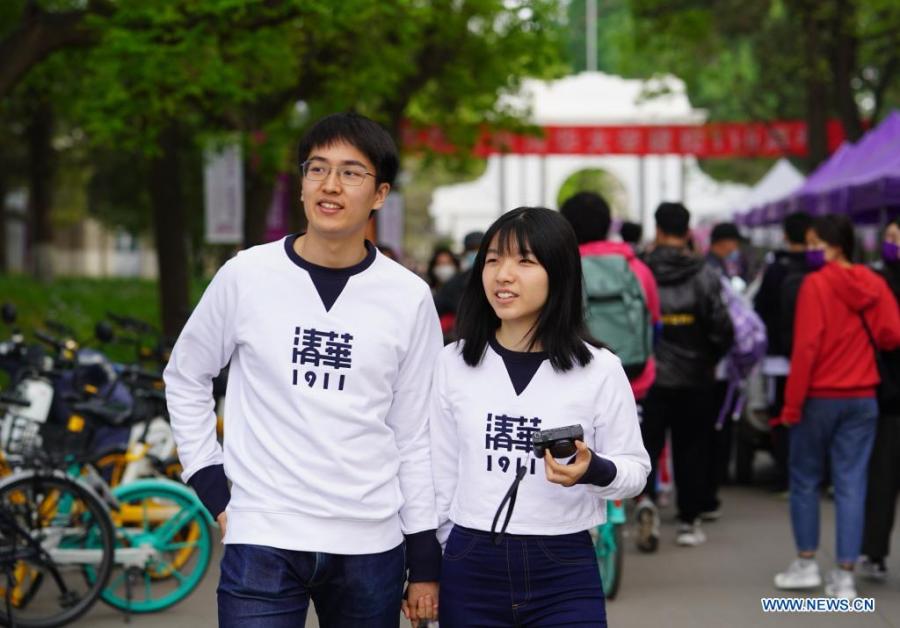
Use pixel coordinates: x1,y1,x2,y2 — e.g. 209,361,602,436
542,440,591,487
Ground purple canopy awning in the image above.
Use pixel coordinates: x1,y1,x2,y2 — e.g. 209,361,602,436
791,112,900,215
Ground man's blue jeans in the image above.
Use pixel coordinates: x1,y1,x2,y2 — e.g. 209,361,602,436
439,525,606,627
789,397,878,565
217,543,405,627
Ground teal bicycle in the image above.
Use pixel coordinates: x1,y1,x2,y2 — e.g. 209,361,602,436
592,499,626,600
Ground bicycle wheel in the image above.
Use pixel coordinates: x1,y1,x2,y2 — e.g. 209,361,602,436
90,448,128,488
85,479,212,613
0,471,115,628
593,523,624,600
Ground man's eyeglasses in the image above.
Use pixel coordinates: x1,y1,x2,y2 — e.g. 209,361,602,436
301,161,375,187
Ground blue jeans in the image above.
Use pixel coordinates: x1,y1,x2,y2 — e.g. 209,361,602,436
217,543,405,628
440,526,606,627
789,397,878,564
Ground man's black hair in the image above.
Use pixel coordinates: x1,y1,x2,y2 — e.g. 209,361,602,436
813,214,855,261
297,112,399,186
559,192,612,244
456,207,594,372
655,202,690,237
783,211,813,246
620,221,642,244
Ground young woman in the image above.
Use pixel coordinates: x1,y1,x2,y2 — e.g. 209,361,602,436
860,218,900,580
775,214,900,600
429,207,651,627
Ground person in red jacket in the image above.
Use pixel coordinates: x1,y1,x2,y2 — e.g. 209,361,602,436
774,214,900,600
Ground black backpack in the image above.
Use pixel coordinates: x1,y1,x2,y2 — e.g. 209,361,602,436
778,263,809,356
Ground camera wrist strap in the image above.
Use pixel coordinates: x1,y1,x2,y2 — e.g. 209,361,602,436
490,463,529,545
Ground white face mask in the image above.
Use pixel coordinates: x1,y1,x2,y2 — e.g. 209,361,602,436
433,264,457,283
460,251,477,271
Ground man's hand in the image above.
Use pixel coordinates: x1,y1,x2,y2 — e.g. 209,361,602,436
401,581,438,625
217,512,227,542
543,440,591,487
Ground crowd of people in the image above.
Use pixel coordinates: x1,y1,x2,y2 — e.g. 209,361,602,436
164,111,900,627
422,190,900,603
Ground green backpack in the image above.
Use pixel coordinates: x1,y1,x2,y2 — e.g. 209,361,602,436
581,255,652,380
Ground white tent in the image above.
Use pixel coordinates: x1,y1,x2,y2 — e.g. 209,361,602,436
734,159,804,214
429,72,751,245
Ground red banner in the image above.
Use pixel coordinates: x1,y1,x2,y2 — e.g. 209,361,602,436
401,120,846,158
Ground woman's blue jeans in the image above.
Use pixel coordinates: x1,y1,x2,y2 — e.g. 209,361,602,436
789,397,878,564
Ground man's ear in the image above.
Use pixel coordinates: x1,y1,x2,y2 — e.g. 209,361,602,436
372,182,391,210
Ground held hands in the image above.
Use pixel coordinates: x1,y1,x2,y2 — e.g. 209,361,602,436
401,581,438,625
542,440,591,487
217,512,227,543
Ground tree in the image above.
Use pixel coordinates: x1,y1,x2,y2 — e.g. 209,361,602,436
2,0,568,336
580,0,900,173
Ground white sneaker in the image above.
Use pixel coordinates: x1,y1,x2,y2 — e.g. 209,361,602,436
774,558,822,590
635,497,660,553
825,569,857,599
857,556,887,581
676,520,706,546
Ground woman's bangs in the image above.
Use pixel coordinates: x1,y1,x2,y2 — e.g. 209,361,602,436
493,220,535,258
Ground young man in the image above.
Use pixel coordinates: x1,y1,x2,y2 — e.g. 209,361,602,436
753,211,813,490
165,113,442,627
638,202,734,549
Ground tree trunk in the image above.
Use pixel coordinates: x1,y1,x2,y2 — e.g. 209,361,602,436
26,97,54,281
242,162,274,248
802,7,829,170
149,125,190,339
0,168,7,274
829,0,864,142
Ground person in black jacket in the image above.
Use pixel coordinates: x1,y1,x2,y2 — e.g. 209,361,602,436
859,217,900,581
753,211,813,491
635,202,734,551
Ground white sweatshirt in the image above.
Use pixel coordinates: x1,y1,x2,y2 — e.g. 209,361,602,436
429,341,651,544
164,238,442,554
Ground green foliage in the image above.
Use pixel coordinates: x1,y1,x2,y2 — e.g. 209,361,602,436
0,274,208,350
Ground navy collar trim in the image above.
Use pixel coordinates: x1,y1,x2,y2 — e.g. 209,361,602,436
488,335,548,362
284,233,376,277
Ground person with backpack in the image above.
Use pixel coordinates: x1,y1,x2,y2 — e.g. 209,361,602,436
774,214,900,600
859,218,900,581
702,223,758,519
702,223,767,520
753,211,813,491
560,192,660,400
638,202,734,550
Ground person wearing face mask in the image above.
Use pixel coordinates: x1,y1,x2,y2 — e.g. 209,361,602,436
703,222,751,521
774,214,900,600
434,232,484,343
427,247,460,294
706,222,747,279
858,218,900,582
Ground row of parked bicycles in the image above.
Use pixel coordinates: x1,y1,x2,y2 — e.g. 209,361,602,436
0,304,218,627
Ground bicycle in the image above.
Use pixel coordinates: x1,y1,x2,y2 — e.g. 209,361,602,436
0,322,215,616
0,461,115,627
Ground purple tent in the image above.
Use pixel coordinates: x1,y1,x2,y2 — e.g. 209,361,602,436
791,111,900,216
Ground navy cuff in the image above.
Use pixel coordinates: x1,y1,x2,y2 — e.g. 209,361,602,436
404,529,442,582
187,464,230,519
575,450,617,487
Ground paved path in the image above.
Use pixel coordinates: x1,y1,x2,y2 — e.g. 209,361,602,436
81,485,900,627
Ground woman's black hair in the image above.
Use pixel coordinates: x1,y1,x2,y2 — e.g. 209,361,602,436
455,206,594,372
297,112,398,186
813,213,855,261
